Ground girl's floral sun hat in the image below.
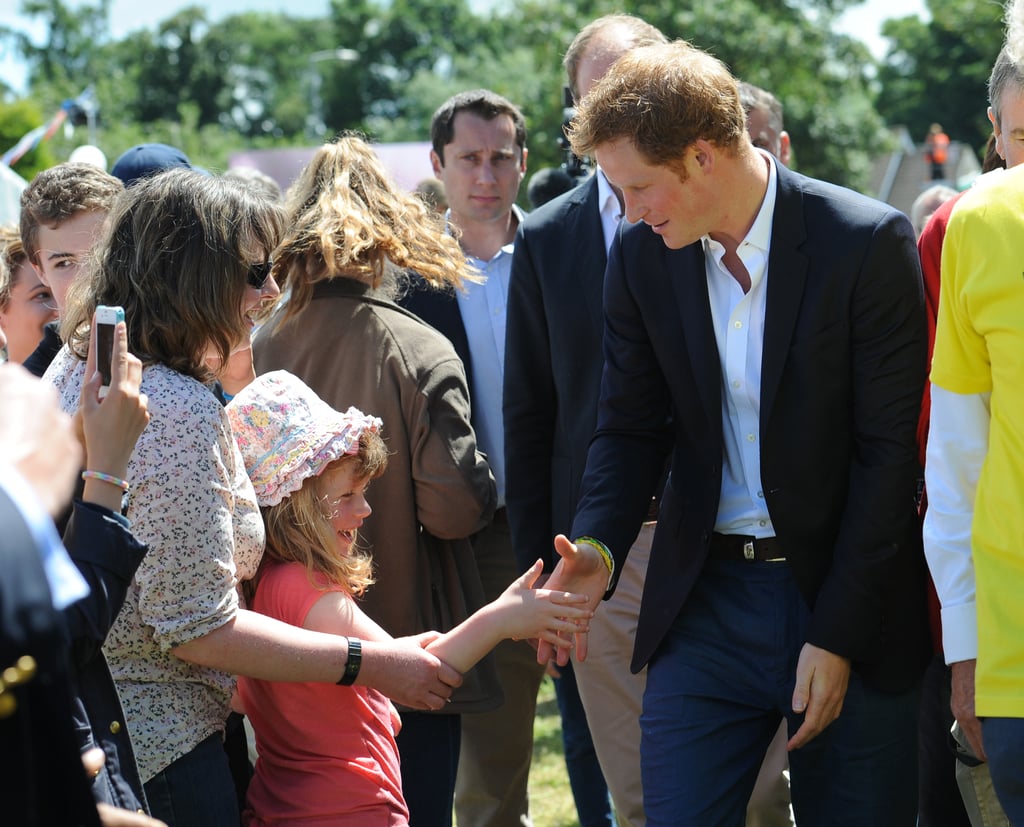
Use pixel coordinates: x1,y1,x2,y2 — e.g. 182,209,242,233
226,370,383,507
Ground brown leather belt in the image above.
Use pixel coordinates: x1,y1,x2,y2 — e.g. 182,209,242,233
708,533,786,562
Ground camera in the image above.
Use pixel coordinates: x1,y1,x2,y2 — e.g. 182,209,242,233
559,86,591,181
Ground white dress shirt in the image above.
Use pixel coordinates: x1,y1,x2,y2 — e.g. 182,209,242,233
703,152,778,537
596,167,622,255
923,386,989,663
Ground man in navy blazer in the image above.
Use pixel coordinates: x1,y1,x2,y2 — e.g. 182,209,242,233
505,16,667,827
541,41,931,825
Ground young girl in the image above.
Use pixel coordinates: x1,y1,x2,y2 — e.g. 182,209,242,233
227,370,591,826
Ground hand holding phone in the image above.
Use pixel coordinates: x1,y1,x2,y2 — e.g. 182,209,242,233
78,307,149,510
95,305,125,399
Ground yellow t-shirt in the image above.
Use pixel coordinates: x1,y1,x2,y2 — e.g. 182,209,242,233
932,164,1024,717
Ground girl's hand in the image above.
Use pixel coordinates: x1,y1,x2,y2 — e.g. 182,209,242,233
497,559,593,649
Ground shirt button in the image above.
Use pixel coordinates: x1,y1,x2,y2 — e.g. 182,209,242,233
746,433,756,442
732,379,741,389
757,490,764,498
733,321,743,329
759,519,767,527
110,721,122,734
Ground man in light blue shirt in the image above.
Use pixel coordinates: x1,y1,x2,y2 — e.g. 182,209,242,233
404,88,544,827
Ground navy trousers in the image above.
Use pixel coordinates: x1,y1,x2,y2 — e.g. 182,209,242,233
640,558,920,827
396,710,461,827
983,716,1024,823
145,732,239,827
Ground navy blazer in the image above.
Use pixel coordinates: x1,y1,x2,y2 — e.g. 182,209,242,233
0,488,103,826
400,277,473,395
571,163,931,692
63,501,150,813
503,176,608,571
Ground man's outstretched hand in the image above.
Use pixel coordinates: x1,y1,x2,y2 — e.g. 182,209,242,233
535,534,609,666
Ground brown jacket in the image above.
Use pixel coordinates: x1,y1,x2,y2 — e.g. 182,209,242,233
253,277,499,709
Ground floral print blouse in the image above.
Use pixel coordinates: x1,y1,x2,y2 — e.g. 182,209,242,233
45,347,264,782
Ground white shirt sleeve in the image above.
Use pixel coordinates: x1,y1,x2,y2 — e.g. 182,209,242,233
922,384,990,664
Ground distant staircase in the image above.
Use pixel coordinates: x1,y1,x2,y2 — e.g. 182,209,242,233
868,126,980,216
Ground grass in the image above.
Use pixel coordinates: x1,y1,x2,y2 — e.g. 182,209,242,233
451,675,582,827
528,675,581,827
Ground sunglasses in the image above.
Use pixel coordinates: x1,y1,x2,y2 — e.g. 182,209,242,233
247,260,274,290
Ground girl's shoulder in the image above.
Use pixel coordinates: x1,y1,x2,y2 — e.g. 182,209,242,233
253,559,351,625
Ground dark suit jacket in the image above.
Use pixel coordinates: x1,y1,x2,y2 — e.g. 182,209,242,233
503,176,608,571
0,487,102,826
64,501,150,813
571,163,931,692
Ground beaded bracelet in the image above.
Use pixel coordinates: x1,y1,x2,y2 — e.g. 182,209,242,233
81,470,130,492
573,535,615,592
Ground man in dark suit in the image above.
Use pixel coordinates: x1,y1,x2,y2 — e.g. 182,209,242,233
540,41,931,825
505,16,666,827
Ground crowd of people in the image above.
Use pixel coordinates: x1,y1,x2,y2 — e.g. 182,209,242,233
3,4,1024,827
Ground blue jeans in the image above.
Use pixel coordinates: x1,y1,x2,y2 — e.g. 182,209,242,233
144,731,238,827
640,559,920,827
553,663,615,827
395,710,461,827
982,716,1024,823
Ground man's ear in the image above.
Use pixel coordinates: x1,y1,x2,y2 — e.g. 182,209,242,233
988,107,1007,161
778,132,792,168
430,149,443,178
692,139,715,174
519,147,529,175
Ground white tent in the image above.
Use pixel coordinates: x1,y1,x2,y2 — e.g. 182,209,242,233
0,163,27,225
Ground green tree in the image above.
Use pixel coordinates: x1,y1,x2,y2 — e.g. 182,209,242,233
1,0,958,196
479,0,888,189
876,0,1005,157
0,98,60,180
4,0,112,87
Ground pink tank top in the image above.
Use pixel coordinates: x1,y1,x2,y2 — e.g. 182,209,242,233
238,560,407,826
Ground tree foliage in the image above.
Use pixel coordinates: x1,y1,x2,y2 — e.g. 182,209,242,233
0,0,993,194
0,98,60,180
875,0,1005,159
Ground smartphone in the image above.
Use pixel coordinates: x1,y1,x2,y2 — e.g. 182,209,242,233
95,305,125,399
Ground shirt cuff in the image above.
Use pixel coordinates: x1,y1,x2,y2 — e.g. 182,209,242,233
941,601,978,664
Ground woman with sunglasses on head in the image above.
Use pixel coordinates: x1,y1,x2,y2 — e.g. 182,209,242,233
43,169,463,827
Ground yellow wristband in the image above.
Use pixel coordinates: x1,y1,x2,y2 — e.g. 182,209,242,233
573,536,615,593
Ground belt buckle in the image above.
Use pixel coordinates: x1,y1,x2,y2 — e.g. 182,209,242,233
743,540,755,561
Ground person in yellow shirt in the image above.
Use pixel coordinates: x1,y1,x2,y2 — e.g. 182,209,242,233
924,160,1024,823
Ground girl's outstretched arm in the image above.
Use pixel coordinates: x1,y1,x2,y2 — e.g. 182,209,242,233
426,559,592,673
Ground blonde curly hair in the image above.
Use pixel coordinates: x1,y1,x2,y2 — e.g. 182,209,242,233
275,133,475,322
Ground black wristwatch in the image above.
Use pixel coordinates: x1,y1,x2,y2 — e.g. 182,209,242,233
337,637,362,686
